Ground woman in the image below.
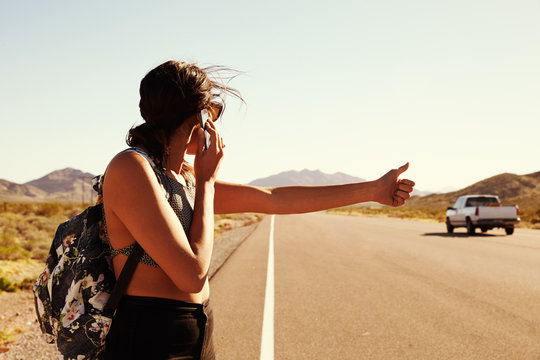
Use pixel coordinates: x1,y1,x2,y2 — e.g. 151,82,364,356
102,60,415,359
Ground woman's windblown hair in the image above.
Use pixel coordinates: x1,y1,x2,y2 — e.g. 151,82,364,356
126,60,243,169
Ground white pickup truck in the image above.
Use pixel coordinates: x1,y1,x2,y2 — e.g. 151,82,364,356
446,195,520,235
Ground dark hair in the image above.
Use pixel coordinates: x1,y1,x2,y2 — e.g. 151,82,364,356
126,60,242,169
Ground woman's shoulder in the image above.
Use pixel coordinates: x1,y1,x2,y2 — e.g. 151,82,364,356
109,148,151,171
104,148,160,191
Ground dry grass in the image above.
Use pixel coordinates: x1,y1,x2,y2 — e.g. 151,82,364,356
521,207,540,230
0,328,15,349
214,213,264,240
0,202,83,262
327,205,446,222
0,201,263,292
0,259,45,292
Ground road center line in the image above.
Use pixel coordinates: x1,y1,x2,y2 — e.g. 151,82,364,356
260,215,275,360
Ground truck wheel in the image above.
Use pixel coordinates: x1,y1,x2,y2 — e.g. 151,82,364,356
446,218,454,233
481,227,488,233
466,218,475,235
505,227,514,235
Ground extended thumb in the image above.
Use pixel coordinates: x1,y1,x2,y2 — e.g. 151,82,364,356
397,162,410,175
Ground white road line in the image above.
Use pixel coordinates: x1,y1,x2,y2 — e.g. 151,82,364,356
260,215,275,360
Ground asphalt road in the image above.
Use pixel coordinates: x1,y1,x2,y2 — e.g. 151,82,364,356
210,213,540,360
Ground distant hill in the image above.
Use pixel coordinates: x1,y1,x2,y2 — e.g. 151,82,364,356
248,169,430,196
25,168,95,194
406,171,540,211
248,169,365,187
410,189,433,197
0,179,48,201
0,168,97,203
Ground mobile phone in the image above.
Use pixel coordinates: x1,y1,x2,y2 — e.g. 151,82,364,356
199,109,211,150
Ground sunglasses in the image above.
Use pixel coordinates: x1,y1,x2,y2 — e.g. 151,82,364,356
199,102,223,125
208,102,223,121
199,102,223,150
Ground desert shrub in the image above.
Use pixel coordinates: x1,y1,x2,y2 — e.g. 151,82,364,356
31,248,50,261
5,202,34,216
0,275,17,292
0,218,20,239
0,211,59,261
0,233,30,260
218,223,233,231
34,202,63,216
0,259,46,292
26,215,59,231
0,245,30,261
243,214,264,226
328,206,447,223
0,202,83,218
517,206,540,226
18,227,49,247
0,232,17,247
533,207,540,224
0,273,36,292
0,328,15,345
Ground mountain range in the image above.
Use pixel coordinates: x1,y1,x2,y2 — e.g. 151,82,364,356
0,168,96,203
248,169,365,187
1,168,539,211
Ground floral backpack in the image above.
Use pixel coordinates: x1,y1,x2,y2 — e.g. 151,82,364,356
33,199,143,359
32,162,156,360
33,148,162,359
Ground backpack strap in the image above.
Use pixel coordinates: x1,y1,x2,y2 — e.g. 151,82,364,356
102,242,144,318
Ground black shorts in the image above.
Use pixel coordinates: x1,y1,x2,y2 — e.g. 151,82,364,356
104,295,215,360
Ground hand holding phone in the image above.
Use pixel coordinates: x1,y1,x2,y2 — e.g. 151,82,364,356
199,109,211,150
198,103,224,150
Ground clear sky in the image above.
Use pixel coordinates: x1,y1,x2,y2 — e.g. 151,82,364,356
1,0,539,193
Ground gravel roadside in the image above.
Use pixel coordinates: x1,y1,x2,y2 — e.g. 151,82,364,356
0,222,259,359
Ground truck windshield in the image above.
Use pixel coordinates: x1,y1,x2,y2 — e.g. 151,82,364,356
465,197,500,207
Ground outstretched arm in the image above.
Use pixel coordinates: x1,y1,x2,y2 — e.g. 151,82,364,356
214,163,414,214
